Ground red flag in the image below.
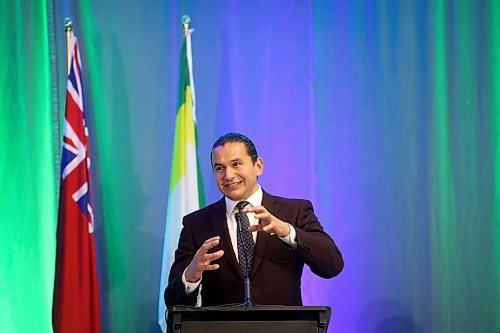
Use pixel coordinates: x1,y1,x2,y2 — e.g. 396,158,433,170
52,31,101,333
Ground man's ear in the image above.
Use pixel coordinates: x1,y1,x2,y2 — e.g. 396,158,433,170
255,157,264,176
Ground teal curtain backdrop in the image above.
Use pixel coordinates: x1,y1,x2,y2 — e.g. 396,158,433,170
1,0,499,332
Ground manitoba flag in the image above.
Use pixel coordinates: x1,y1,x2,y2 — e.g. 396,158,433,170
52,31,101,333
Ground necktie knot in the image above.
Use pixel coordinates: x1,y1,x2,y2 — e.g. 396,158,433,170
236,201,250,213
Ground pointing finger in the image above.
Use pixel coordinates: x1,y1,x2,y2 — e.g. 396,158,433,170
243,206,266,214
248,225,263,232
205,263,220,271
198,236,221,255
204,236,220,244
204,250,224,262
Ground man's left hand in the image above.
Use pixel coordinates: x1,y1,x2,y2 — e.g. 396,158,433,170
244,206,291,237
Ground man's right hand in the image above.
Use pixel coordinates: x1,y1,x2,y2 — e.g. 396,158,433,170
185,236,224,283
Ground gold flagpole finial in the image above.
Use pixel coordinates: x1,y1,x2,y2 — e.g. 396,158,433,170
181,15,191,33
64,17,73,32
64,17,73,75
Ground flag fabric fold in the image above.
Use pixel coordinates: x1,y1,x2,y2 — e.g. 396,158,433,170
158,28,204,333
52,31,101,333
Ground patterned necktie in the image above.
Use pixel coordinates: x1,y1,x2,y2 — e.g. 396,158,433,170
235,201,254,277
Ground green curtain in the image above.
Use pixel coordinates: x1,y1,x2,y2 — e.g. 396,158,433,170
490,1,500,330
430,1,499,330
0,0,59,331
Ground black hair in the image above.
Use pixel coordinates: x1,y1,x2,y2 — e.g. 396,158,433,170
211,132,258,164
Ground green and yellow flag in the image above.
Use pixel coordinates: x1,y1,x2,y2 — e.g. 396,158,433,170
158,20,204,332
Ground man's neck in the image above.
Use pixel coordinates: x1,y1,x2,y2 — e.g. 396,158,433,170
225,185,263,214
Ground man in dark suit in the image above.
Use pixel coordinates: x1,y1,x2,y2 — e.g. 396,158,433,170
164,133,343,307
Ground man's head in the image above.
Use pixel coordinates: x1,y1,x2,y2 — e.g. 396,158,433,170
211,133,263,201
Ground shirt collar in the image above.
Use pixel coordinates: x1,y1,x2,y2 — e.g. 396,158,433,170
225,185,263,215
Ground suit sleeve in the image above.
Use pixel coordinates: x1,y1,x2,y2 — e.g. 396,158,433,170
292,200,344,278
164,217,199,307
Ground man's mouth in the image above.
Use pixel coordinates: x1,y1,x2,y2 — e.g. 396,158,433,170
224,181,242,189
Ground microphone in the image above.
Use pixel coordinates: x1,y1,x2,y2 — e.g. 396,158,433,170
235,211,253,306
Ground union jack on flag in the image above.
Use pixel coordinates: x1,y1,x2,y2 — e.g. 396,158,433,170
53,31,101,333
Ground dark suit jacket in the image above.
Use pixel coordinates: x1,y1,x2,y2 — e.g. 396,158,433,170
164,191,344,307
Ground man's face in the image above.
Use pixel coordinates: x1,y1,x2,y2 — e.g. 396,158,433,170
211,142,263,201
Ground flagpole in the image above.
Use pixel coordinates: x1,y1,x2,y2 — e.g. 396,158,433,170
182,15,196,121
64,17,73,75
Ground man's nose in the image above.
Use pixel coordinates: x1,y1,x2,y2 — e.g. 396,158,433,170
224,168,235,179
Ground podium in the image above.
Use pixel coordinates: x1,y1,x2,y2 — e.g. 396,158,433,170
167,305,331,333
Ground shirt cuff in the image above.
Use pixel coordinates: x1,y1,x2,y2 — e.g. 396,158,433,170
279,223,297,248
182,267,201,294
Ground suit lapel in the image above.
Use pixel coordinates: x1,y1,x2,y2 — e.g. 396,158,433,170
208,197,244,280
250,191,278,278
